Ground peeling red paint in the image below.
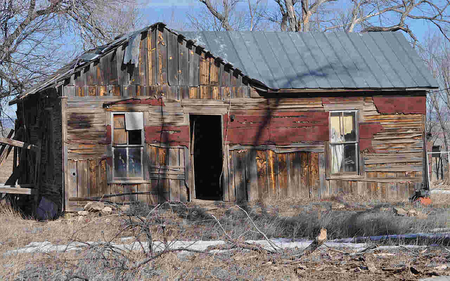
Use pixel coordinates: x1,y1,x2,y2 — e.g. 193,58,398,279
145,125,189,146
373,96,425,114
224,111,329,145
359,122,384,152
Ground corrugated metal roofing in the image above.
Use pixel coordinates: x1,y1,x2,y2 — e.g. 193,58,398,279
180,30,439,90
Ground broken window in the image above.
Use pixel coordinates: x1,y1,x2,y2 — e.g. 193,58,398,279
112,112,144,179
330,111,358,174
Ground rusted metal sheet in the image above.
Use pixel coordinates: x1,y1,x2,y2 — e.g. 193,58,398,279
373,96,426,114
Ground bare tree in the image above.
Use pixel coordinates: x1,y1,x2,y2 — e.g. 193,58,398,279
194,0,450,45
0,0,140,109
188,0,269,31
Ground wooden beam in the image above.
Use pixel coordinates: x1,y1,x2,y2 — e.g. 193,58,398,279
0,137,39,152
0,186,35,195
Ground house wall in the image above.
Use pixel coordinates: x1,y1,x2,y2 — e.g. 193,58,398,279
60,24,426,210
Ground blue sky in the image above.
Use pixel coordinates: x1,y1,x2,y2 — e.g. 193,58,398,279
4,0,444,117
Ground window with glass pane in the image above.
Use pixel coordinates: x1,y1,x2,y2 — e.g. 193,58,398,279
112,113,143,179
330,111,358,174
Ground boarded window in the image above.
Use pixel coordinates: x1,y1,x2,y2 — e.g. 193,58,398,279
330,111,358,174
112,113,144,179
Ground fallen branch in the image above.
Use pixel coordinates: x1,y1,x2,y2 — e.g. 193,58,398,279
293,228,327,258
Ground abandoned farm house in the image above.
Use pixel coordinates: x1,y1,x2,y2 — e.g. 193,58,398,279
2,22,438,213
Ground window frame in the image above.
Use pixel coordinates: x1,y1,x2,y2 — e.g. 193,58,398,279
111,112,145,180
329,110,359,176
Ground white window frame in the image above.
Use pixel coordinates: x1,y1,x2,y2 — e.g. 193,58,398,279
329,110,359,175
111,112,144,180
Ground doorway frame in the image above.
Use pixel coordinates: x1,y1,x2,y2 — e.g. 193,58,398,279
188,113,227,201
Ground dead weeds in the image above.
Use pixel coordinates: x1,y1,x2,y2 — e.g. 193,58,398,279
1,197,450,280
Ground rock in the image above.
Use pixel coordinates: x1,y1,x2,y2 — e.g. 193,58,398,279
393,207,408,216
407,209,417,217
105,218,111,223
78,211,89,216
102,206,113,215
334,203,346,210
36,197,58,220
84,202,105,212
120,205,130,212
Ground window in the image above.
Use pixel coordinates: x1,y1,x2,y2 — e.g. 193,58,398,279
112,112,144,179
330,111,358,174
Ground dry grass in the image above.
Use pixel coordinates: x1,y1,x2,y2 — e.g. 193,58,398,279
1,196,450,280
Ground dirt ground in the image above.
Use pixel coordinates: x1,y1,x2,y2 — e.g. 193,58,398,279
1,194,450,280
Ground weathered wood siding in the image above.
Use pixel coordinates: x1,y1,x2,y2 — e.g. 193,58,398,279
60,24,427,209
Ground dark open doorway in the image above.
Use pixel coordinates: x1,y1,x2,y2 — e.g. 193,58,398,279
190,115,223,200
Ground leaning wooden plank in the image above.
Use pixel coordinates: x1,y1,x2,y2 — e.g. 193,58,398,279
0,143,13,167
0,186,36,195
0,137,39,151
0,130,14,155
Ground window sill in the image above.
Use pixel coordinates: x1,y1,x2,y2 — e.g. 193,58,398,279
109,180,148,184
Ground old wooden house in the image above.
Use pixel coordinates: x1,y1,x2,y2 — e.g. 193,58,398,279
6,22,438,212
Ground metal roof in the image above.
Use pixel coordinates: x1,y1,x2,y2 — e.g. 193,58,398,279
180,30,439,90
11,24,438,104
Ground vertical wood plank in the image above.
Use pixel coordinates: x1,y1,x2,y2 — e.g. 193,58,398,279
157,27,168,85
98,159,108,197
89,159,97,197
189,87,199,99
148,28,155,86
68,160,78,199
278,153,288,199
229,150,236,201
246,150,258,201
199,53,210,85
140,183,150,204
310,152,320,199
189,46,199,87
287,153,296,198
234,151,247,202
256,150,268,200
267,150,277,199
210,58,219,85
179,39,189,86
318,153,327,198
300,152,309,198
77,160,88,198
168,33,179,86
222,144,230,202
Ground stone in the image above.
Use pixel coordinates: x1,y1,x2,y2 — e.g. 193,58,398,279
78,211,89,216
393,207,408,216
120,205,130,212
84,202,105,212
36,197,58,220
102,206,113,215
407,209,417,217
